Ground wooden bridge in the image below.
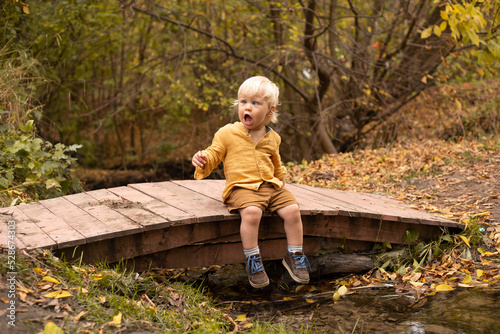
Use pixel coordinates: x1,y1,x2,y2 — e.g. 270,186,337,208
0,180,462,271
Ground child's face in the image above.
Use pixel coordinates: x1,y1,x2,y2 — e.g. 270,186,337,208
237,91,274,131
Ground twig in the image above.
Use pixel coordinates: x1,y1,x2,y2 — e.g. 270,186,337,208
223,313,239,334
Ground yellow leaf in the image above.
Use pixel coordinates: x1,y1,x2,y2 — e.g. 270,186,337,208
435,284,454,292
440,21,447,31
99,295,106,303
234,314,247,322
477,269,484,278
113,312,122,326
421,26,433,39
462,275,472,284
243,323,254,329
433,25,442,37
44,321,64,334
305,299,314,303
337,285,348,296
459,235,471,248
283,297,295,301
421,76,428,84
333,291,341,301
22,5,30,14
92,273,103,280
43,290,73,299
33,268,45,275
43,276,61,285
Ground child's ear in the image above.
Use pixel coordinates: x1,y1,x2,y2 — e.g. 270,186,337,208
268,105,275,116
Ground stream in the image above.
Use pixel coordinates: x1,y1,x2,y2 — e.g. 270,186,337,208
181,263,500,334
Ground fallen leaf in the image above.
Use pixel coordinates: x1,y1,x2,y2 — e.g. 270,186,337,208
43,276,61,285
43,291,73,299
337,285,348,296
234,314,247,322
44,321,64,334
410,281,425,287
18,291,27,302
113,312,122,326
435,284,454,292
477,269,484,278
459,235,471,248
462,275,472,284
73,311,87,324
33,268,46,276
333,291,341,301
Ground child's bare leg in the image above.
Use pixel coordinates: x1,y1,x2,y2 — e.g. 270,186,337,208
277,204,310,284
239,206,269,288
239,206,263,249
276,204,303,246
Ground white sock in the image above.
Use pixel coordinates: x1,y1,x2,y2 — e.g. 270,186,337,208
288,245,303,254
244,246,260,258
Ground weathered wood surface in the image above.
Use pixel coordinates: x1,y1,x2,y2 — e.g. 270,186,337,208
0,180,463,270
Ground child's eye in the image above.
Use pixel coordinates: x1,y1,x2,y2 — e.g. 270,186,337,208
252,101,260,105
240,100,247,104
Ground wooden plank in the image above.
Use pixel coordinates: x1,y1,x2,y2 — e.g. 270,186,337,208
0,207,56,250
17,202,86,248
56,218,244,264
130,182,229,223
287,185,342,216
262,214,440,245
173,179,225,202
172,180,243,219
295,185,457,226
360,192,460,227
63,192,144,237
0,212,27,251
41,197,127,243
298,185,423,223
174,179,331,216
109,186,196,225
84,188,172,231
288,184,384,219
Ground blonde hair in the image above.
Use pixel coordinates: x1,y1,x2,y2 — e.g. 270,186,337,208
233,76,280,123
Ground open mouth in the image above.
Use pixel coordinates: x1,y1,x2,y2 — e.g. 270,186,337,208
244,114,253,124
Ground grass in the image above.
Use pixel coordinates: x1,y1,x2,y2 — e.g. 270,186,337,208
0,250,321,333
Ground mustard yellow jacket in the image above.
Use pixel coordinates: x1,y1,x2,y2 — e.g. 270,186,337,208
194,122,287,202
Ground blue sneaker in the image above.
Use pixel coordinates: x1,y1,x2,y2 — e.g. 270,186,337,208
282,251,310,284
245,254,269,288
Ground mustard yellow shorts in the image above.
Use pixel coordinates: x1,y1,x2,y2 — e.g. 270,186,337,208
226,183,298,213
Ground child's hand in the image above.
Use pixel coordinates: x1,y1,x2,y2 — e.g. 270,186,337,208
192,151,207,168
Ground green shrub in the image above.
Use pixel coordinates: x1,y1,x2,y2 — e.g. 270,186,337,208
0,117,83,206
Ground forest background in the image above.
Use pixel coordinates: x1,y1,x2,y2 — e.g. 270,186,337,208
1,0,499,203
